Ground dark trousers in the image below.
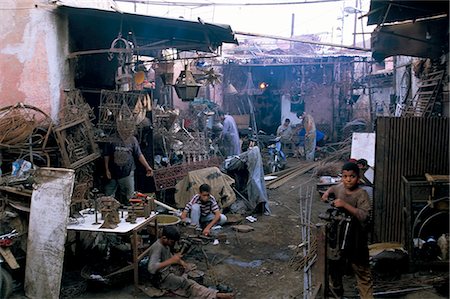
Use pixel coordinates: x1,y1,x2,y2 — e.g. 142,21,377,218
329,257,373,299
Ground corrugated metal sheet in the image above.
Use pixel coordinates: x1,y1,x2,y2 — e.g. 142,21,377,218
374,117,449,243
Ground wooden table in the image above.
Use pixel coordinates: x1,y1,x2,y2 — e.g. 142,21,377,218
67,211,158,294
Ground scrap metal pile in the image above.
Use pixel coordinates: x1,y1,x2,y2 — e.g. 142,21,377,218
0,103,55,220
0,90,226,209
0,91,101,219
0,103,54,168
0,104,63,283
152,100,223,191
152,101,216,165
97,89,152,142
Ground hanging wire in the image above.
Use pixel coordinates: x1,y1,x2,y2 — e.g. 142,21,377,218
115,0,345,7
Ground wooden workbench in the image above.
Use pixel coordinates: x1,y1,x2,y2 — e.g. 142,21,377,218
67,211,158,295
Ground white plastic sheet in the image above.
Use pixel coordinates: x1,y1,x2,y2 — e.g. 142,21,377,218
25,168,75,299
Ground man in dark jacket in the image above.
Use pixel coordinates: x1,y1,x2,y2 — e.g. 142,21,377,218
104,122,153,203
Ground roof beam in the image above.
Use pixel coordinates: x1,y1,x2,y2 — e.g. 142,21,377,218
234,31,371,52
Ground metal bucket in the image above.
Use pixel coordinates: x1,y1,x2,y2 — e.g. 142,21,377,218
155,214,181,227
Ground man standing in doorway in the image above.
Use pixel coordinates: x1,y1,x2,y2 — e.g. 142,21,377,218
218,110,241,157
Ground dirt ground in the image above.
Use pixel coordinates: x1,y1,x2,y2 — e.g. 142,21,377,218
75,158,311,299
9,158,448,299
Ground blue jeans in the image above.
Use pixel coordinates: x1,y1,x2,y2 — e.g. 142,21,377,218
189,204,227,227
104,171,135,204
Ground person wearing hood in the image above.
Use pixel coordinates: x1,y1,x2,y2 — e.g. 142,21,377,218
217,111,241,157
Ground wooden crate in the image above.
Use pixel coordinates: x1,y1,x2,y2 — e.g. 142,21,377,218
54,118,100,169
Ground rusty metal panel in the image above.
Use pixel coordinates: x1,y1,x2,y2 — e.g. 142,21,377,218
153,157,223,191
374,117,449,243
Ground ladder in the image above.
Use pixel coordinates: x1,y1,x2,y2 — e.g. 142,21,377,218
402,70,445,117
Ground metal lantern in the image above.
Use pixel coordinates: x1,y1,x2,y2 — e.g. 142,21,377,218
174,65,202,101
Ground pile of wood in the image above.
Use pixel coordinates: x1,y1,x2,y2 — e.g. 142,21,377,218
266,162,316,189
289,237,318,271
266,143,351,190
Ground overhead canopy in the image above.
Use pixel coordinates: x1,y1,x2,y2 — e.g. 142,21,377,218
367,0,448,25
367,0,449,61
371,17,449,61
58,5,237,56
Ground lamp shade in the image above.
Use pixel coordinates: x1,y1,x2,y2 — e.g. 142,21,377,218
224,83,238,95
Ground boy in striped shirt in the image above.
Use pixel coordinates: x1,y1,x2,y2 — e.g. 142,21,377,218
181,184,227,236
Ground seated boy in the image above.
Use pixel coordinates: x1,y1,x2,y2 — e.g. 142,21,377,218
321,162,373,299
148,226,233,299
181,184,227,236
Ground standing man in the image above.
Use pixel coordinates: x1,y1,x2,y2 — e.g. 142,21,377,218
277,118,293,154
218,110,241,157
104,121,153,204
298,112,316,161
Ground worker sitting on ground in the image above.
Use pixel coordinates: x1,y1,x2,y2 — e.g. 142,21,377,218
181,184,227,236
148,226,234,299
321,162,373,299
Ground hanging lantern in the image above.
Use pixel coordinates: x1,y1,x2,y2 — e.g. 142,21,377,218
173,65,202,101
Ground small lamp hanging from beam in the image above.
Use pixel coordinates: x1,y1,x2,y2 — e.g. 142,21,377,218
174,64,202,101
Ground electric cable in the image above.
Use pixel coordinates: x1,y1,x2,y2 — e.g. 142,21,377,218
115,0,345,7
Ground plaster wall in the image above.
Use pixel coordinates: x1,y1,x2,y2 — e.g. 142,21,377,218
281,85,334,127
0,0,70,120
304,85,333,125
371,87,394,117
281,94,301,126
353,93,372,121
